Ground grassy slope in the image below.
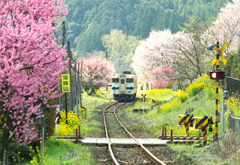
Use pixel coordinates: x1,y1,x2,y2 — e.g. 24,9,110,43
123,81,237,164
26,80,237,164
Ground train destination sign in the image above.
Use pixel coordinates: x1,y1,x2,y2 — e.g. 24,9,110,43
62,74,70,93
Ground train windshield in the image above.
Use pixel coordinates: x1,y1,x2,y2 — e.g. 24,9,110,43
126,78,133,83
112,78,119,83
121,79,125,84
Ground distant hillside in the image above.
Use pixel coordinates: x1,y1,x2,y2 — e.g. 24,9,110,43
58,0,231,57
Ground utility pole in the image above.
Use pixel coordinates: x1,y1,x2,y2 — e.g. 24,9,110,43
67,41,73,112
59,21,65,111
77,63,80,116
105,52,108,91
74,59,77,110
80,61,83,108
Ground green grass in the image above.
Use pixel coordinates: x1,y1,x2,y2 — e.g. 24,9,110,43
23,137,96,165
29,77,238,164
121,76,239,164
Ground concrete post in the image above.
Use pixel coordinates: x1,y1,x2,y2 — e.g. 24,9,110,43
3,149,6,165
222,90,228,135
39,116,44,164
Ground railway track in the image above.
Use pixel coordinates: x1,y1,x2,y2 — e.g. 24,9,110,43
103,102,166,165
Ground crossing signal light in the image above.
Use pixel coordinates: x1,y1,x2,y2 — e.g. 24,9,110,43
210,71,225,79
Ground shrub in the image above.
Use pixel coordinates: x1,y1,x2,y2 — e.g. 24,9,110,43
55,110,87,136
186,82,204,97
178,92,188,103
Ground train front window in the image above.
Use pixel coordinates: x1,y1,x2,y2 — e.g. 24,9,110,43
126,78,133,83
112,78,119,83
121,79,125,84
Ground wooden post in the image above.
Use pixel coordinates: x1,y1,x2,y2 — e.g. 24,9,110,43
65,92,68,124
213,130,215,139
78,126,81,137
162,126,164,137
170,130,173,141
75,129,78,141
199,129,201,137
164,127,167,137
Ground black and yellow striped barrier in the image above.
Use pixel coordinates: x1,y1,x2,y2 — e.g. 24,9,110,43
167,140,202,145
160,136,209,140
194,116,208,146
179,114,191,136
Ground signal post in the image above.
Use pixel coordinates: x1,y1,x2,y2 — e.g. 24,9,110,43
207,41,227,140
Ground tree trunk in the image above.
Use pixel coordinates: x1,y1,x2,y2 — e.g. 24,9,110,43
89,88,96,95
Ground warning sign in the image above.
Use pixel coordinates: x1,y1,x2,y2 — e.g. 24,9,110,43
62,74,70,93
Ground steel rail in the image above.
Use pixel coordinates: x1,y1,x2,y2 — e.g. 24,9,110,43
113,104,166,165
103,102,122,165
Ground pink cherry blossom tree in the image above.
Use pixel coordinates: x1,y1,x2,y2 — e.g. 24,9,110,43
0,0,68,158
148,65,175,89
78,56,114,95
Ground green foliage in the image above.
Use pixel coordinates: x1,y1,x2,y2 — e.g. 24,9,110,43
7,142,33,165
222,48,240,79
101,29,140,71
58,0,229,55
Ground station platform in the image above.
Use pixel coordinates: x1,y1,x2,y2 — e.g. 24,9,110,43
80,138,168,147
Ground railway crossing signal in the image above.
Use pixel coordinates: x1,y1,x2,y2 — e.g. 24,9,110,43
141,94,147,112
210,41,228,66
209,71,225,79
207,41,228,141
141,94,147,103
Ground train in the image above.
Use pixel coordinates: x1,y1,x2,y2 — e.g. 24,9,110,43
112,71,137,101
